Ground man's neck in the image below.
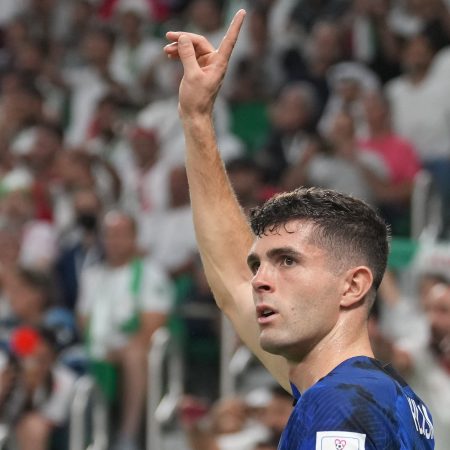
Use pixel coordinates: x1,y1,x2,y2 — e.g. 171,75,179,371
408,69,428,85
107,254,135,268
287,326,374,393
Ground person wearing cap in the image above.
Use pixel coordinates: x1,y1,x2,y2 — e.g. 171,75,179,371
318,61,380,138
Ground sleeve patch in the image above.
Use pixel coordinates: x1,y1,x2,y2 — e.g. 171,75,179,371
315,431,366,450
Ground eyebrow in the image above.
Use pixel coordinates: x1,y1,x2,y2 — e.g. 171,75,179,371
247,247,304,268
267,247,304,261
247,252,260,269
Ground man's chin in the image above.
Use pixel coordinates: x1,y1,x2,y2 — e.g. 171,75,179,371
260,335,283,355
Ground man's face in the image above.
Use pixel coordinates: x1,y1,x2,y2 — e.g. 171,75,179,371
102,213,136,266
82,32,112,65
247,221,343,362
402,36,434,75
7,276,45,319
22,340,55,391
271,89,309,133
363,92,388,127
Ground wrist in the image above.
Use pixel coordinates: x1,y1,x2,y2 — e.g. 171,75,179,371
180,112,213,129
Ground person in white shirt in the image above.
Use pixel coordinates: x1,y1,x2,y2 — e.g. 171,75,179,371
63,26,127,146
78,210,173,450
138,166,197,276
110,2,168,104
386,32,450,235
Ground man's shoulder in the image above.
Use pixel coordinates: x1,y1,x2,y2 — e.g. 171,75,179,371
299,358,434,440
311,357,401,389
301,357,405,414
287,358,416,448
81,262,107,279
385,76,411,99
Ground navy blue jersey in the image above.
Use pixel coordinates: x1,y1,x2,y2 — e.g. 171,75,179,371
279,356,434,449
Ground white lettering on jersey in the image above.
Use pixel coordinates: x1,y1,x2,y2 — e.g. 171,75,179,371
315,431,366,450
407,396,434,439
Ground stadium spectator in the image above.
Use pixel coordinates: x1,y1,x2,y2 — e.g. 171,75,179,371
340,0,401,82
257,81,320,184
180,385,292,450
386,32,450,234
318,61,380,138
282,112,388,205
136,65,242,168
61,25,127,145
1,267,76,344
375,269,450,449
77,210,173,450
139,166,197,276
56,188,104,311
84,94,128,162
118,125,171,219
225,4,284,103
359,90,422,234
110,1,167,104
298,20,344,109
388,0,450,48
186,0,227,49
0,170,57,272
226,158,266,213
290,0,349,33
0,326,76,450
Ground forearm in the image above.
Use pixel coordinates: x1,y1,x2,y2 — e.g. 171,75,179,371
133,313,167,348
166,15,291,390
182,114,254,308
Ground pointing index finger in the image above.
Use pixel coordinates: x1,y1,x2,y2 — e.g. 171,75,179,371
218,9,246,62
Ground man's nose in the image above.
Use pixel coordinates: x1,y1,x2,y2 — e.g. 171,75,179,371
251,265,275,293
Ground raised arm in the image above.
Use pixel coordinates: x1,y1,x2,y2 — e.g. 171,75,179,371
164,11,289,390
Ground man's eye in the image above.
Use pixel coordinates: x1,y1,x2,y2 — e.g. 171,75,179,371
282,256,295,266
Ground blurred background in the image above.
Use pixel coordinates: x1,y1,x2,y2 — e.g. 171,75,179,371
0,0,449,449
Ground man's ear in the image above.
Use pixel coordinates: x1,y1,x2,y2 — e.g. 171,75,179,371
340,266,373,308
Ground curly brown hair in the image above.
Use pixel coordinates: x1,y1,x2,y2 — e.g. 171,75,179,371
249,187,390,290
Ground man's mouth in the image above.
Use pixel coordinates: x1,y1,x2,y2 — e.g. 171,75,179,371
256,305,278,324
261,309,275,318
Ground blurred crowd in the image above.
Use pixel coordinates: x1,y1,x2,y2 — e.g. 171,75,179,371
0,0,449,449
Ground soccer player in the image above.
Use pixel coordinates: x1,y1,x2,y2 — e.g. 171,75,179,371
164,10,435,449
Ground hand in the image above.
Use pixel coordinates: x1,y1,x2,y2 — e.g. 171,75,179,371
164,9,246,118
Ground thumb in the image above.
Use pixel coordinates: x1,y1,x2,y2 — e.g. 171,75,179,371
177,35,200,75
